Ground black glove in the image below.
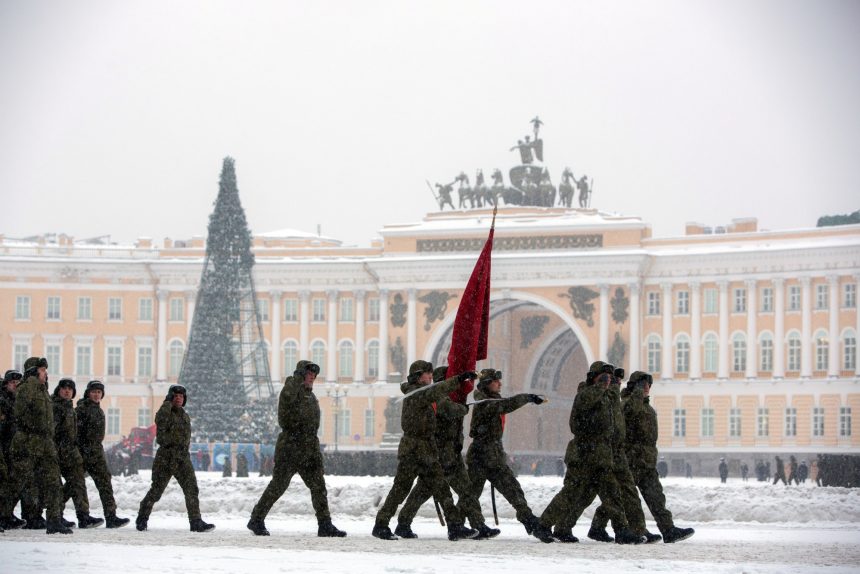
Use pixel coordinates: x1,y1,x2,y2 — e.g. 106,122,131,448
528,394,545,405
458,371,478,383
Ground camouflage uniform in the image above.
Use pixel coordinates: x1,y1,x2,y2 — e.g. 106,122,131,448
76,383,120,517
0,379,21,524
52,385,90,516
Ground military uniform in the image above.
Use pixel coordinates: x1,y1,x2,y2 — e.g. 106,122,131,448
249,361,344,537
0,371,26,529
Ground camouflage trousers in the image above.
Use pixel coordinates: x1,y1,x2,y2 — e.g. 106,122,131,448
466,457,535,528
376,449,463,527
81,447,118,515
58,448,90,514
397,454,487,528
590,457,648,535
251,440,331,521
138,447,200,520
12,432,63,520
540,458,629,534
0,450,18,518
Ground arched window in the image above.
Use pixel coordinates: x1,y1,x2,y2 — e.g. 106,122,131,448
675,334,690,374
703,333,718,373
759,332,774,372
311,341,326,377
732,333,747,372
168,340,185,378
283,340,298,377
814,329,829,371
843,329,857,371
787,332,801,371
367,340,380,378
338,341,354,378
646,335,661,374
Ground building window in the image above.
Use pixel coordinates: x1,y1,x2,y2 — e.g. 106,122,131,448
840,407,852,437
106,346,122,376
759,333,773,372
76,345,92,377
169,298,184,321
732,333,747,372
311,341,326,376
815,284,828,310
107,407,121,435
761,287,773,312
15,296,30,320
673,409,686,437
703,334,718,373
701,408,714,438
676,291,689,315
675,335,690,373
844,283,856,308
733,288,747,313
729,408,742,438
815,330,829,371
283,341,298,376
108,297,122,321
337,408,351,437
312,299,326,322
813,407,825,437
137,347,153,377
137,407,151,427
787,333,801,371
703,288,718,314
46,296,61,320
138,298,153,321
757,408,769,437
364,408,375,437
256,299,269,322
45,344,61,374
646,335,661,373
788,285,801,311
339,298,354,322
368,298,380,322
367,341,379,378
647,292,660,316
785,408,797,437
844,330,857,371
13,343,30,371
338,341,354,377
78,297,93,320
284,298,298,322
168,341,184,377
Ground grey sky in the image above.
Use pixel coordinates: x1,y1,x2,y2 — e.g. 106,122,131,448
1,0,858,247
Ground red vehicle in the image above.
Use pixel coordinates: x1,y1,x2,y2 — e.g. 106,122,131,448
107,424,156,474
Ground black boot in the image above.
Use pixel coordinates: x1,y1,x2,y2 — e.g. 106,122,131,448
61,515,76,529
317,519,346,537
0,515,26,530
474,524,501,539
247,517,270,536
46,518,73,535
663,526,695,543
643,530,662,543
394,523,418,539
189,518,215,532
135,516,148,531
77,512,105,529
372,523,398,540
553,528,579,543
587,526,614,542
447,522,478,541
24,515,47,530
614,527,646,544
105,514,130,529
525,516,554,543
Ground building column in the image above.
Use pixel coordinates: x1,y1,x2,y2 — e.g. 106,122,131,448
801,277,812,378
407,288,417,366
629,282,640,372
828,275,840,378
378,289,389,382
661,282,673,380
598,284,609,361
156,289,168,381
299,290,310,358
327,290,338,383
773,278,785,379
718,280,729,379
690,281,702,380
746,279,757,380
270,290,282,383
185,290,196,338
355,289,366,383
856,275,860,378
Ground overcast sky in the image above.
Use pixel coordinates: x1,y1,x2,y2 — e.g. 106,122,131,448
1,0,858,247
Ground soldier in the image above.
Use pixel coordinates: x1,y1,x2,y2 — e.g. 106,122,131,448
75,381,130,528
394,366,499,540
741,462,749,482
372,360,479,541
0,370,26,530
236,452,249,477
719,458,728,483
466,368,554,543
136,385,214,532
798,459,809,483
773,455,788,485
12,357,71,534
248,361,345,537
657,456,668,479
788,455,799,485
538,362,643,544
222,453,232,477
52,378,103,528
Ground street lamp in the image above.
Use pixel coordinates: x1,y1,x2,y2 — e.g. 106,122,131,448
327,384,349,452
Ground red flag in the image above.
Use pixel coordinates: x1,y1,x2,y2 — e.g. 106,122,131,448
446,207,496,404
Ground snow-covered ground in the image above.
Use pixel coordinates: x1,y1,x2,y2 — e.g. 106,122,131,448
3,472,860,573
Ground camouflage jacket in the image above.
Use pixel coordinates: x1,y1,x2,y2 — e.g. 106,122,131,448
14,376,54,438
75,397,106,453
434,397,468,468
467,388,532,469
569,381,614,469
398,375,460,463
0,388,15,457
278,375,322,454
622,388,658,470
155,400,191,452
52,394,79,459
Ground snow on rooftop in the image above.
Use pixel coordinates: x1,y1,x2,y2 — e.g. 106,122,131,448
257,227,340,243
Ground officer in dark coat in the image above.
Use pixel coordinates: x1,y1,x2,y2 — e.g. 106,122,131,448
52,378,103,528
719,458,728,483
773,455,788,485
372,360,478,541
798,460,809,483
136,385,214,532
0,370,26,530
788,455,799,485
13,357,71,534
741,462,749,481
248,361,345,537
75,381,130,528
236,453,249,477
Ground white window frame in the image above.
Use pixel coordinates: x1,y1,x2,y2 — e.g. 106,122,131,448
339,298,354,322
729,408,742,438
284,298,298,322
647,292,661,316
676,291,689,315
701,408,714,438
815,284,828,310
368,298,380,322
15,296,30,320
840,407,852,437
78,296,93,321
757,407,769,437
673,409,686,438
46,296,61,320
138,297,153,321
761,287,773,312
312,298,326,322
733,288,747,313
785,407,797,437
169,298,184,322
812,407,825,437
108,297,122,321
703,288,718,314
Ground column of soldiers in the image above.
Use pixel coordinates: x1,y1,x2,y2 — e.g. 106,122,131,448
1,356,694,544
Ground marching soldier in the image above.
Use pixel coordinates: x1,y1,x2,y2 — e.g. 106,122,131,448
136,385,214,532
248,361,346,537
466,368,554,543
52,378,103,528
75,381,130,528
0,370,26,530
